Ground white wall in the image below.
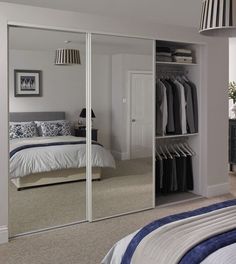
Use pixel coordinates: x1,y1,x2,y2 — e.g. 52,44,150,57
229,38,236,118
229,38,236,82
0,2,229,243
111,54,153,159
9,49,86,121
206,40,229,189
92,54,112,149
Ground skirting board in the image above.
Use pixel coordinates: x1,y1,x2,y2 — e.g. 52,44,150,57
206,182,230,197
111,150,129,160
0,226,8,244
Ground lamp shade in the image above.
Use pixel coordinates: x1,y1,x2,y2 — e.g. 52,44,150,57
199,0,236,36
55,49,81,65
80,108,96,118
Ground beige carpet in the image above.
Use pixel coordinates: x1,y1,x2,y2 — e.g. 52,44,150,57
2,173,235,264
0,182,235,264
9,158,153,236
0,174,236,264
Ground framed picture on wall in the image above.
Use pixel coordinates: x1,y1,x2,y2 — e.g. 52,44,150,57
14,70,42,97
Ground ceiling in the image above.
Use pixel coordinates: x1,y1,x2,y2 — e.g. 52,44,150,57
1,0,202,28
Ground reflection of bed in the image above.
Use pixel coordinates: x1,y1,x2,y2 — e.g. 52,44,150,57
11,168,101,190
102,199,236,264
9,112,115,190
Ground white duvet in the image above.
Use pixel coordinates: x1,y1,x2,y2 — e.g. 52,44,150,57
10,136,115,179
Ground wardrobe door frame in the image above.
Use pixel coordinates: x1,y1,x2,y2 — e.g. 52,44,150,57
6,22,156,236
90,33,156,222
7,25,90,237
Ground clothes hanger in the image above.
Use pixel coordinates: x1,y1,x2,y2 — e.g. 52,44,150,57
155,149,162,160
164,145,173,159
184,142,195,156
182,75,189,82
176,75,184,83
170,144,180,157
180,143,192,156
159,145,168,159
175,143,187,157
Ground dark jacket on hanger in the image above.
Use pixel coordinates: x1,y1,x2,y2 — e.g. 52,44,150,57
166,79,182,134
182,81,195,133
187,80,198,133
161,79,175,133
156,80,168,135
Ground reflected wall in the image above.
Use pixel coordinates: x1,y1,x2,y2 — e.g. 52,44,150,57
91,34,154,219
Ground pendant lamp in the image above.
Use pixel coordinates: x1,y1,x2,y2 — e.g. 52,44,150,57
199,0,236,36
55,48,81,65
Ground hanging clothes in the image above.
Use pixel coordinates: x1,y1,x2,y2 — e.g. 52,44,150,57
166,79,182,134
156,76,198,135
161,79,175,133
174,80,187,134
176,156,187,192
186,156,194,190
180,80,195,133
187,80,198,133
155,159,163,193
156,80,168,135
155,151,194,194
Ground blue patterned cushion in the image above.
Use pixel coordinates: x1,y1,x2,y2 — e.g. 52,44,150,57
40,121,72,137
9,122,37,139
58,121,72,136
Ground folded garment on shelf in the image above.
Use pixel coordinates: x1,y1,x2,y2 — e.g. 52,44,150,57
173,56,193,63
174,48,192,55
156,56,172,62
157,47,171,53
156,52,172,57
173,52,192,57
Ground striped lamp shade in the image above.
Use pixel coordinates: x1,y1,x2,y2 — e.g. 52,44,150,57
200,0,236,35
55,49,81,65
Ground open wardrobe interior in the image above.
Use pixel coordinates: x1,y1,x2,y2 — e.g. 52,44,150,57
155,40,202,206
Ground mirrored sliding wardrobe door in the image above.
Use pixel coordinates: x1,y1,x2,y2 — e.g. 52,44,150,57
91,34,154,220
8,26,87,236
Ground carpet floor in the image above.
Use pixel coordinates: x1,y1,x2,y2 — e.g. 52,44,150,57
2,174,235,264
9,158,153,236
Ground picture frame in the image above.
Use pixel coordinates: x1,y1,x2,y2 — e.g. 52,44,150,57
14,70,42,97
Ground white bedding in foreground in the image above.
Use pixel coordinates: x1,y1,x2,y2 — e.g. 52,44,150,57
201,243,236,264
103,238,236,264
10,136,115,178
102,205,236,264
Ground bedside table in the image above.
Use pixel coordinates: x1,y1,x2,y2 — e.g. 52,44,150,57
74,127,98,141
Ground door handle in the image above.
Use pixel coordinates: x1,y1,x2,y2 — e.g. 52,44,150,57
132,119,136,122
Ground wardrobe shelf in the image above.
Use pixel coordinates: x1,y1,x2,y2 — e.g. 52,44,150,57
155,133,198,139
156,61,198,66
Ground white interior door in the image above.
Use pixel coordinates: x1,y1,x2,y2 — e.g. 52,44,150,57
130,72,153,159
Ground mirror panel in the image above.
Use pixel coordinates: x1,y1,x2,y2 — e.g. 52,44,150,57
8,27,87,236
91,34,154,220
